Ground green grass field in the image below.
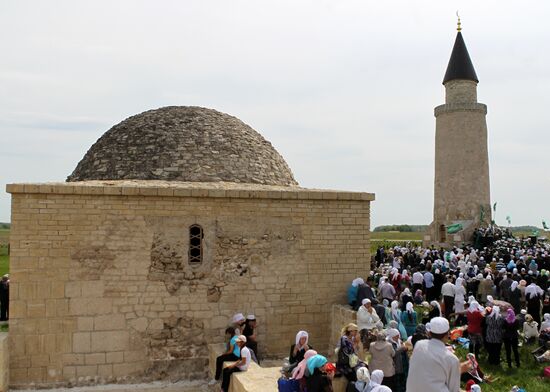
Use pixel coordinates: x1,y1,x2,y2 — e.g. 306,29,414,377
0,229,9,277
454,342,550,391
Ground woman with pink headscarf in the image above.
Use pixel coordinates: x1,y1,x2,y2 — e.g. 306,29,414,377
291,349,317,383
502,308,520,368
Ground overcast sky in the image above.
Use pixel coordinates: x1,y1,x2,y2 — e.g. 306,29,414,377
1,0,549,228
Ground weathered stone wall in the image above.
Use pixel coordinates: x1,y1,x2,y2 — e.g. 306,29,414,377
6,181,373,388
0,333,8,391
427,79,491,246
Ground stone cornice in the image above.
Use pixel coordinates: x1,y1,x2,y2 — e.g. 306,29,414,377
434,103,487,117
6,180,375,201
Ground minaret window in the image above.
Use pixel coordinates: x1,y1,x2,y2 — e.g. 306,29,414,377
189,224,203,264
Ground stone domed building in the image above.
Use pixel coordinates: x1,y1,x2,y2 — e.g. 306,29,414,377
7,106,374,388
67,106,298,186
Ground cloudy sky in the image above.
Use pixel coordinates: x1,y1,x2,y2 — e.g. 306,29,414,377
1,0,549,228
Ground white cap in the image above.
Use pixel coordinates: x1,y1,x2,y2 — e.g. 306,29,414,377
231,313,245,323
246,314,256,320
429,317,450,334
236,335,247,343
362,298,371,305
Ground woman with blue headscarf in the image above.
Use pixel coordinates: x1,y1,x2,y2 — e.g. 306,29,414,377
305,354,332,392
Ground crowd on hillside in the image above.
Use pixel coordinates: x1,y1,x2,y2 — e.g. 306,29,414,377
212,235,550,392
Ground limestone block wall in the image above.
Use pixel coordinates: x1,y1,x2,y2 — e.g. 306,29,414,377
0,333,8,391
6,181,373,388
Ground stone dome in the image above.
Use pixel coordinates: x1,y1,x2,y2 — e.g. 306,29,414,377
67,106,298,186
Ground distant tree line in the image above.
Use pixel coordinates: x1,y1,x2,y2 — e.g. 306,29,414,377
0,223,9,230
373,225,428,232
374,224,544,233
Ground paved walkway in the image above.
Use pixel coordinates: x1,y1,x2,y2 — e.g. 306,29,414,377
15,381,213,392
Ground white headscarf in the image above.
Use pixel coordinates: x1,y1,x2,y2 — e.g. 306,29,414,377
391,268,399,280
511,281,519,291
231,313,245,324
525,283,543,298
370,369,384,385
387,328,400,340
402,288,412,297
406,302,414,313
295,330,308,349
468,301,482,313
352,278,364,287
486,295,494,304
430,300,441,314
455,277,464,289
491,305,500,319
356,367,370,383
391,300,399,319
541,313,550,331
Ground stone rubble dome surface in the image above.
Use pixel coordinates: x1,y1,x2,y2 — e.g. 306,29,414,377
67,106,299,187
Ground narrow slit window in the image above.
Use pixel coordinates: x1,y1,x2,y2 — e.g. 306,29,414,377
189,224,203,264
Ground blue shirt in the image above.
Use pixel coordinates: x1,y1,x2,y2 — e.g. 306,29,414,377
230,335,240,357
424,272,434,288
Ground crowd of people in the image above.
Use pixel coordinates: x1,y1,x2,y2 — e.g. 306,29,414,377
213,235,550,392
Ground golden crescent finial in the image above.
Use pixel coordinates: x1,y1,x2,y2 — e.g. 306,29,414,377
456,11,462,32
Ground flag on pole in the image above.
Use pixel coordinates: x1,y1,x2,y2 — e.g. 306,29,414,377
480,205,485,223
506,216,511,225
544,220,549,230
493,202,497,212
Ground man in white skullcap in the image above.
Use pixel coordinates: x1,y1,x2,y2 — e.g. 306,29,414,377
406,317,470,392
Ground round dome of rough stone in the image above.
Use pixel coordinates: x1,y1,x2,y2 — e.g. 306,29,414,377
67,106,298,186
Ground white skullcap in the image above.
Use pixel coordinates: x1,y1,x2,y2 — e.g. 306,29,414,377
231,313,245,323
246,314,256,320
471,385,481,392
236,335,247,343
429,317,450,334
520,309,527,315
362,298,371,305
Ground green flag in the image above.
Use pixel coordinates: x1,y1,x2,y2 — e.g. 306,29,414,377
447,223,463,234
543,220,549,230
532,230,540,236
493,202,497,212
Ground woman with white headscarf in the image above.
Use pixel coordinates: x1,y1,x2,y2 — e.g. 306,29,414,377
399,288,413,311
509,280,522,313
541,313,550,332
401,302,417,337
289,330,312,365
385,300,407,339
485,305,504,365
454,277,467,324
428,300,441,319
466,301,484,358
367,369,384,392
387,328,408,392
526,282,544,325
348,278,364,309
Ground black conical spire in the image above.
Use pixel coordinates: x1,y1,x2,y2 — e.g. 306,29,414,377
443,31,479,84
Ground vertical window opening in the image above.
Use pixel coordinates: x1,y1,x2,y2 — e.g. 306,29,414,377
189,224,203,264
439,224,447,243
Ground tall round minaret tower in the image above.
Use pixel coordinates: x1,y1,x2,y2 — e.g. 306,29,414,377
428,18,491,245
